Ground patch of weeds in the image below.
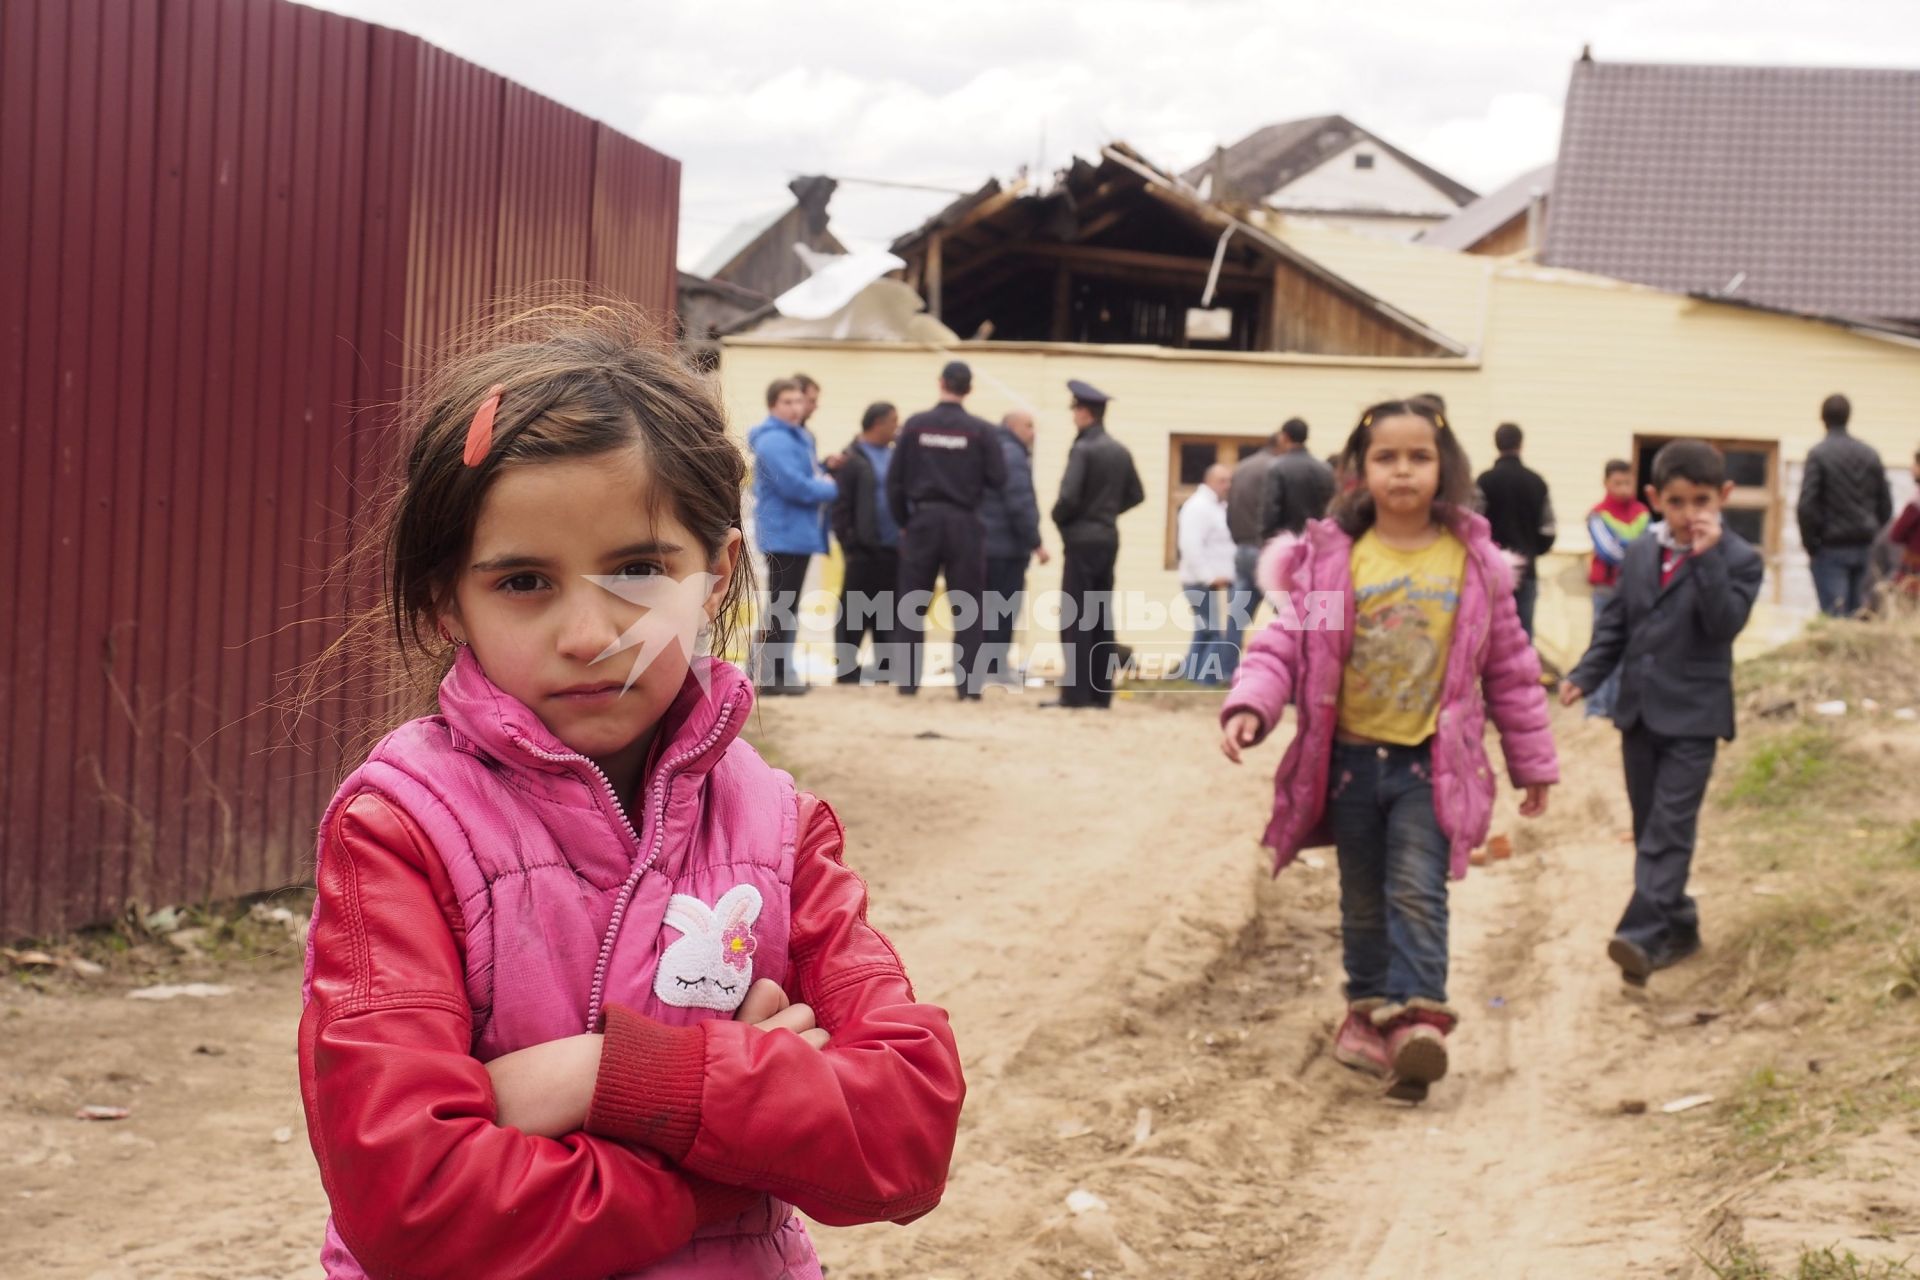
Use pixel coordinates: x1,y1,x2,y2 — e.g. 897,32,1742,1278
1704,1244,1919,1279
1728,1065,1798,1160
1721,1057,1920,1173
1893,939,1920,995
1720,897,1857,985
1703,1244,1776,1280
1792,1247,1917,1279
1897,823,1920,864
1729,727,1839,807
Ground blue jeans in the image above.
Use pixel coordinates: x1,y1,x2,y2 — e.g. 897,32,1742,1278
1329,741,1451,1004
1810,545,1871,618
1229,542,1262,663
1586,588,1622,718
1181,584,1237,685
1513,571,1539,639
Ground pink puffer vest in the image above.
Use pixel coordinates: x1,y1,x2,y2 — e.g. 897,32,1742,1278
305,650,821,1279
1223,508,1559,879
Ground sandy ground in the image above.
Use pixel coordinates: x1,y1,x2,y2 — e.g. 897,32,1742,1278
2,683,1912,1277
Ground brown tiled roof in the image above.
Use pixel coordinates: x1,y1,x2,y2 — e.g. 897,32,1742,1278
1542,59,1920,321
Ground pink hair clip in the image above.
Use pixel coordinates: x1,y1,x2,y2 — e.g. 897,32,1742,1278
464,384,506,467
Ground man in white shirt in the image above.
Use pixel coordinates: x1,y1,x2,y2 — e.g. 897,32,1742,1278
1177,464,1238,686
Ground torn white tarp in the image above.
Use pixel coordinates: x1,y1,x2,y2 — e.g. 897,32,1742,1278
776,248,908,320
751,247,960,344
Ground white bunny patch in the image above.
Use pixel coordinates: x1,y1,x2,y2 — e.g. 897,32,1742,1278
653,884,763,1012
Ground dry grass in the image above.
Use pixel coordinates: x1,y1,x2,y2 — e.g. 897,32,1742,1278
1703,1245,1918,1279
1664,616,1920,1232
1738,613,1920,719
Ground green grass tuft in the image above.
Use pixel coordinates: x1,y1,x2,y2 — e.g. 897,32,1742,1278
1703,1244,1918,1279
1729,726,1840,806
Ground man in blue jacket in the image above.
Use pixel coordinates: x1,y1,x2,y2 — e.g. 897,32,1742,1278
749,377,842,695
977,410,1049,685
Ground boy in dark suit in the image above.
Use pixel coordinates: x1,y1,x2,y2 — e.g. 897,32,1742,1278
1560,441,1765,985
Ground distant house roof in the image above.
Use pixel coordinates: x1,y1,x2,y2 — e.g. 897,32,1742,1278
693,206,789,279
1543,59,1920,321
691,176,848,297
1419,162,1554,252
1182,114,1478,209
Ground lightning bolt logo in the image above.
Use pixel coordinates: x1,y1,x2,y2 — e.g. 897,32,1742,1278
582,571,723,696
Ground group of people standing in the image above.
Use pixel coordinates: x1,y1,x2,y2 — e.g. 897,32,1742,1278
747,363,1144,705
1174,419,1340,688
754,377,1919,719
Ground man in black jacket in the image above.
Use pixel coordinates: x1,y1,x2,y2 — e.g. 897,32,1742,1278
1562,440,1764,985
978,410,1049,685
1797,393,1893,618
832,402,901,684
888,361,1006,698
1226,426,1284,664
1259,418,1336,540
1048,380,1144,709
1476,422,1557,637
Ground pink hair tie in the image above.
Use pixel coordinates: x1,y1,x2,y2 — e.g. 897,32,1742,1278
464,384,506,467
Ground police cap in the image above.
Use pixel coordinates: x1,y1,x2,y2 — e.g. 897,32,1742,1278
1066,379,1111,407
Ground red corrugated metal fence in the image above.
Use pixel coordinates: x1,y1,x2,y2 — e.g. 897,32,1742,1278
1,0,681,937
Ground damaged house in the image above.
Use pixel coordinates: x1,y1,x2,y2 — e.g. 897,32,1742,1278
886,145,1464,358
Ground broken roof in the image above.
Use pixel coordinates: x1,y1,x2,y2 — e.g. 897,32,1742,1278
1181,114,1478,208
891,142,1467,357
1543,59,1920,321
1419,162,1554,252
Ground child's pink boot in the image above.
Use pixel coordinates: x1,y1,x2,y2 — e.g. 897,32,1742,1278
1331,998,1390,1078
1374,999,1457,1102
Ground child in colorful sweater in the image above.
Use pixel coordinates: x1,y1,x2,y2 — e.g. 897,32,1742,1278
1584,459,1652,718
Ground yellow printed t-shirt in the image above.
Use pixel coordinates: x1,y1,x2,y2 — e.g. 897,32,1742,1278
1338,528,1468,745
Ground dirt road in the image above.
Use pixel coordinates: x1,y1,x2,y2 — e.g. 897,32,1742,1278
0,685,1855,1278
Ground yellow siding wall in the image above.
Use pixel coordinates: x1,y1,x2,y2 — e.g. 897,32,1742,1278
721,270,1920,675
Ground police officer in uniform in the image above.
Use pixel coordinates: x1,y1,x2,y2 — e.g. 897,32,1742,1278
887,360,1007,698
1049,380,1144,708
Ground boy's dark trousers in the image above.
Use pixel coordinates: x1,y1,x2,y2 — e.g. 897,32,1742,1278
835,547,898,683
1617,723,1716,957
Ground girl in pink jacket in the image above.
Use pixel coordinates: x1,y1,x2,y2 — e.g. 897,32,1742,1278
1220,399,1558,1101
298,305,964,1279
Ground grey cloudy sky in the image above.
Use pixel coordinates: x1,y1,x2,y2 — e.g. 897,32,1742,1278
310,1,1920,269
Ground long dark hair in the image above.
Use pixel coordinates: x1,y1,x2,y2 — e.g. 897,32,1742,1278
1330,398,1477,536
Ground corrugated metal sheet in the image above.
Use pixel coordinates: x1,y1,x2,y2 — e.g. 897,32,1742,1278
2,0,681,938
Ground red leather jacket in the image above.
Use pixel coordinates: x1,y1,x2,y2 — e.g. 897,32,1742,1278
299,790,964,1279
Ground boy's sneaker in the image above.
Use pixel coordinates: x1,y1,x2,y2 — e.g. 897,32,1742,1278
1332,1001,1390,1078
1608,935,1652,987
1374,1000,1455,1101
